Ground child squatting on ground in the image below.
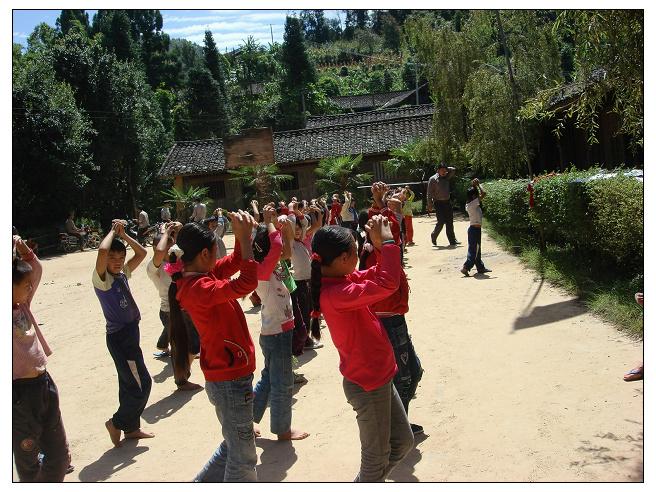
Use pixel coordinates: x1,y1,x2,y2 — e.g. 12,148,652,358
310,215,414,482
13,235,72,481
168,211,260,482
93,220,154,447
251,205,310,440
461,179,492,277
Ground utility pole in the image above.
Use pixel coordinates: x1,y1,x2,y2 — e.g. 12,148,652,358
270,24,274,44
414,60,419,105
495,10,533,179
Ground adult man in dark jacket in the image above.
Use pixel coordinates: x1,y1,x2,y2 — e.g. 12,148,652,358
426,163,460,246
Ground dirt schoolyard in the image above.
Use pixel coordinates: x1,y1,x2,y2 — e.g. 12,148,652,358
20,215,643,482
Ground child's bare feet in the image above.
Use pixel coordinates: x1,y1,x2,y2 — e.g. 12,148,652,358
254,425,261,438
177,381,203,391
278,428,310,440
124,429,155,440
105,419,121,447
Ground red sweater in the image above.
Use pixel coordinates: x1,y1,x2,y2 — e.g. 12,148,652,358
319,244,400,391
176,242,258,382
368,206,401,244
329,202,342,225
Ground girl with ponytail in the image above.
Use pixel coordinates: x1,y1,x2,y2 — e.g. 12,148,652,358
310,216,414,482
165,211,260,482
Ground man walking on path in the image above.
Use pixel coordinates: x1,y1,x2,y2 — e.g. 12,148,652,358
427,163,460,246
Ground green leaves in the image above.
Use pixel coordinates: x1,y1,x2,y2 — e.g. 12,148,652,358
228,164,293,204
315,154,372,195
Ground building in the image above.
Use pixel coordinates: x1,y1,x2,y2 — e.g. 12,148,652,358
157,104,434,210
328,84,429,112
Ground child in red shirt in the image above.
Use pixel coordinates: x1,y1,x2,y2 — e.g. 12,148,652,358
167,211,260,482
309,216,414,481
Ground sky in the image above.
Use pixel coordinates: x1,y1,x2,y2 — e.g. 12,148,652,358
12,9,343,52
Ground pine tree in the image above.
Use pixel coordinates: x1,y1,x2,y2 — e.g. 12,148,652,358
203,30,227,97
56,10,89,35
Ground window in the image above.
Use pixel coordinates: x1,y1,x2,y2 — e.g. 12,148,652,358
280,171,299,191
206,180,226,200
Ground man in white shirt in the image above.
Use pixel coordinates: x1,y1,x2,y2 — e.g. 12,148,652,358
160,206,171,222
64,210,86,251
189,200,207,223
136,205,149,246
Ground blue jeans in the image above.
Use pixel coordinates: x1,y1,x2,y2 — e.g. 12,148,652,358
194,375,257,482
253,331,294,435
380,315,423,415
464,225,486,271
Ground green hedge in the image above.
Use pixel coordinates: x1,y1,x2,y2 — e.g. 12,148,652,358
483,170,643,272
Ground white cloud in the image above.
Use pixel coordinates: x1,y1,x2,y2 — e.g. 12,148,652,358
13,32,27,38
165,20,276,36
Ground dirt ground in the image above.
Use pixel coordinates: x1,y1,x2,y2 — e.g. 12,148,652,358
17,215,643,482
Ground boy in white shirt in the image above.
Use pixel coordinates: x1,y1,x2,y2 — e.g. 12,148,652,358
461,179,492,277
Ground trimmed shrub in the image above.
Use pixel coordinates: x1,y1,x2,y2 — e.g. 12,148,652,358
483,169,643,274
481,178,531,232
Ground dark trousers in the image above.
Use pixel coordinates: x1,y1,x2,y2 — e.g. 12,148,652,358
137,227,148,246
13,372,70,482
379,315,423,414
156,310,170,350
106,322,152,433
291,284,308,356
432,200,457,244
464,226,486,272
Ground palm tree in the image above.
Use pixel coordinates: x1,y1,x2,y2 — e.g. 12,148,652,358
161,185,210,221
228,164,293,205
315,154,373,196
384,140,433,212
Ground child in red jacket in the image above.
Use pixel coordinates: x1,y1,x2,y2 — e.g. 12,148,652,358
309,216,413,481
167,211,260,482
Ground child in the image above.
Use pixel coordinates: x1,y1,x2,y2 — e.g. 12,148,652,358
251,206,310,440
147,224,203,391
365,185,425,434
168,211,259,482
288,201,324,352
13,235,71,481
461,179,492,276
340,191,356,230
310,217,414,481
93,220,153,447
401,186,415,246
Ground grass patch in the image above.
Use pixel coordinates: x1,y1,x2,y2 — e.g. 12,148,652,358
486,222,644,339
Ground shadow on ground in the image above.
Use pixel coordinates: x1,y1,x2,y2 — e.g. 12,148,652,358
512,298,587,331
388,432,428,482
142,387,203,424
78,440,149,482
255,439,297,482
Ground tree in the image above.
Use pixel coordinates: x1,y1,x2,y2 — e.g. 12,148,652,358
182,65,230,139
278,16,317,129
382,13,401,52
384,140,433,211
161,185,210,221
13,49,94,228
522,10,643,149
56,10,89,35
203,30,228,97
300,10,331,43
228,164,293,205
315,155,373,195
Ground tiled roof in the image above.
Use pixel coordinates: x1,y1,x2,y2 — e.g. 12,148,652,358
547,68,608,109
306,104,434,129
329,89,416,110
158,109,434,178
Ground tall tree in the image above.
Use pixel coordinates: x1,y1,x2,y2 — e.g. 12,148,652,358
278,16,317,129
56,10,89,35
203,30,228,98
183,65,230,139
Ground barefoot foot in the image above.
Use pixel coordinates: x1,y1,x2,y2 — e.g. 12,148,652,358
105,419,122,448
124,429,155,440
177,381,203,391
278,428,310,441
